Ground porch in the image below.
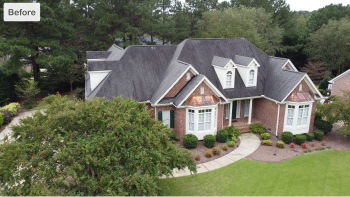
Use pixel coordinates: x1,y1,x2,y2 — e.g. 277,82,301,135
232,117,261,133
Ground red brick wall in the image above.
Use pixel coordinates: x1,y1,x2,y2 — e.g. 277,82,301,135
186,81,217,98
252,98,279,134
217,104,224,131
332,74,350,97
239,100,245,118
155,105,187,139
164,71,194,98
277,104,286,137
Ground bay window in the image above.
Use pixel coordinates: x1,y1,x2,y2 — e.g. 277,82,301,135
187,107,216,140
284,103,312,135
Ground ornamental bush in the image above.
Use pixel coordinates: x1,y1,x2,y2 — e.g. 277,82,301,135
0,110,12,124
276,140,285,148
231,136,238,143
262,139,272,146
250,123,266,134
314,130,324,141
306,133,314,141
295,134,306,145
0,112,4,126
302,143,307,148
290,143,295,148
217,129,228,142
183,134,198,149
0,95,197,196
169,132,180,141
222,144,228,151
205,150,212,158
0,102,20,116
315,119,332,134
204,134,216,148
229,141,235,147
281,131,294,144
226,125,241,137
212,147,221,155
261,133,270,140
195,154,201,161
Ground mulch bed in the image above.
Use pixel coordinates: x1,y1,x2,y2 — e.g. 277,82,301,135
246,123,350,162
175,137,241,165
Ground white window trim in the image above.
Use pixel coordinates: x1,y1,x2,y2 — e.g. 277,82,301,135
200,87,204,94
283,102,313,135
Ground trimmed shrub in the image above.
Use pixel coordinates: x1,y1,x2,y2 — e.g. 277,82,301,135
290,143,295,148
229,141,235,147
250,123,266,134
204,134,216,148
276,140,285,148
194,154,201,161
0,112,4,126
302,143,307,148
312,142,315,147
183,134,198,149
261,133,270,140
262,139,272,146
212,147,221,155
226,125,241,137
315,110,323,121
306,133,314,141
0,110,12,124
0,102,20,116
205,150,212,158
315,119,332,134
231,136,238,143
222,144,228,151
314,130,324,141
281,131,293,144
295,134,306,145
321,141,326,146
216,129,228,143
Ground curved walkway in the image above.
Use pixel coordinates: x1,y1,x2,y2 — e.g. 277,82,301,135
162,133,261,178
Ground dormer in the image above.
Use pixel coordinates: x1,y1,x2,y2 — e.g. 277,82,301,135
211,56,237,89
234,55,260,87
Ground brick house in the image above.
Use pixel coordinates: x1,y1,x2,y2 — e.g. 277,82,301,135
328,69,350,97
85,38,323,139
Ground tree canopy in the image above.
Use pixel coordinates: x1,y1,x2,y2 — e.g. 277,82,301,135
0,95,196,195
198,6,284,55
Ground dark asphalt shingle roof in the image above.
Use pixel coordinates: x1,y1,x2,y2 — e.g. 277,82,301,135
212,56,231,67
86,51,112,59
86,38,308,103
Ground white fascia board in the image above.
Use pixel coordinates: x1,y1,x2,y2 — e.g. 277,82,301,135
151,102,176,107
248,59,260,67
304,74,323,98
282,60,298,71
87,59,106,62
154,66,195,105
175,77,228,107
329,69,350,83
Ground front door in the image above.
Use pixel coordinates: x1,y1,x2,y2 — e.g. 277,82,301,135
232,101,237,119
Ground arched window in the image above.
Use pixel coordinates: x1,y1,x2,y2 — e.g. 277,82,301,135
226,71,232,87
249,70,254,85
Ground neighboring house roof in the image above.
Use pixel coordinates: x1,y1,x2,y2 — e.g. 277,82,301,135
233,55,254,66
212,56,232,67
86,51,112,59
86,38,318,103
285,92,314,102
106,44,125,61
329,69,350,83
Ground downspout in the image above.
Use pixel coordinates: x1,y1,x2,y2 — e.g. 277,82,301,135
155,107,157,119
276,103,280,138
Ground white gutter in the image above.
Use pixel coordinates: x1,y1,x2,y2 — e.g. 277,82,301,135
154,107,157,119
276,104,280,137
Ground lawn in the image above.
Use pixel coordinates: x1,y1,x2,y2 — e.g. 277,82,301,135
160,150,350,196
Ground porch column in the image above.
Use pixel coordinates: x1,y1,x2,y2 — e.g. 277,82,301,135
229,101,233,126
248,98,253,124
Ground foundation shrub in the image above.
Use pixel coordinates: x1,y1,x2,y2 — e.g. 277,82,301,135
321,141,326,146
315,119,332,134
290,143,295,148
205,150,212,158
183,134,198,149
281,131,293,144
226,125,241,137
216,129,228,143
295,134,306,145
314,130,324,141
262,139,272,146
228,141,235,147
302,143,307,148
222,144,228,151
0,110,12,124
250,123,266,134
204,134,216,148
194,154,201,161
276,140,285,148
312,142,315,147
261,133,270,140
306,133,314,141
169,132,180,141
212,147,221,155
231,136,238,143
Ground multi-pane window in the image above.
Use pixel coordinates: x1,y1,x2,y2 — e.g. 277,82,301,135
297,105,309,126
249,70,254,85
226,71,232,87
198,110,204,131
188,110,195,131
205,109,212,130
197,109,212,131
244,99,250,116
287,105,295,126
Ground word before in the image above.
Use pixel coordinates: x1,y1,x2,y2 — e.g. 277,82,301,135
8,9,36,16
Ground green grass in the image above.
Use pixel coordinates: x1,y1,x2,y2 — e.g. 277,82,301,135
160,150,350,196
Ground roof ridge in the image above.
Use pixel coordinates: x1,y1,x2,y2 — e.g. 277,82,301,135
176,60,191,66
282,69,305,74
269,56,289,60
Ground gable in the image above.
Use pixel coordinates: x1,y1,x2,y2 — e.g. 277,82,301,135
329,69,350,83
282,76,322,102
164,70,195,98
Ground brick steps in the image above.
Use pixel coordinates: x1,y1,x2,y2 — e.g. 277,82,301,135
235,125,251,133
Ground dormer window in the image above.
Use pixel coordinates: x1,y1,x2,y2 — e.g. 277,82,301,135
249,70,254,85
226,71,232,87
